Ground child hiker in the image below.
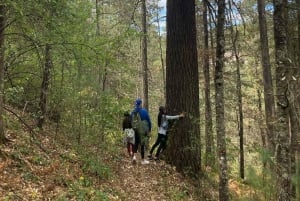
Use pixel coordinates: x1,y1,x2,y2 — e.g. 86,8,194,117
122,111,135,157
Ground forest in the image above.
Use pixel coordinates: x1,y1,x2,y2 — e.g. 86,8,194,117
0,0,299,201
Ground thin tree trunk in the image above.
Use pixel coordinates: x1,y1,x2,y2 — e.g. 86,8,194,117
255,60,269,199
234,41,244,180
257,0,275,154
215,0,229,199
228,0,245,179
96,0,100,35
209,8,216,75
236,56,244,180
37,44,52,129
203,0,214,167
141,0,149,110
273,0,292,200
156,7,166,101
0,4,5,143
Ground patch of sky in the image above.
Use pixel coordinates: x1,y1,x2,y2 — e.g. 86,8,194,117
149,0,166,34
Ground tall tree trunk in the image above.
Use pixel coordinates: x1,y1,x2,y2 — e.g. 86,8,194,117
203,0,214,167
165,0,201,178
141,0,149,110
257,0,275,154
37,44,52,129
215,0,229,200
0,4,5,143
273,0,292,200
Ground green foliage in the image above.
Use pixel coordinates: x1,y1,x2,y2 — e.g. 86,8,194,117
5,87,24,107
57,177,109,201
244,166,276,201
169,188,188,201
80,153,112,180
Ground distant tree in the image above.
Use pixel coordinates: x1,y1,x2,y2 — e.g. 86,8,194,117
273,0,292,200
37,44,52,129
165,0,201,177
215,0,229,200
228,0,245,179
0,4,6,144
202,0,214,167
257,0,275,154
96,0,101,36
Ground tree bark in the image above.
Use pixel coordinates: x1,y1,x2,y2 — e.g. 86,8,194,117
165,0,201,178
215,0,229,200
273,0,292,200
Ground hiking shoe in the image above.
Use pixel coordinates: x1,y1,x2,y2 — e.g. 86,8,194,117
132,155,137,165
141,159,150,165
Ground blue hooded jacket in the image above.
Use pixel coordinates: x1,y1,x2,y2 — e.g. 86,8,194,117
131,98,152,131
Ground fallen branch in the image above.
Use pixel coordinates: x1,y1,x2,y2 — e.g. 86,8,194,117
3,105,35,136
3,105,49,154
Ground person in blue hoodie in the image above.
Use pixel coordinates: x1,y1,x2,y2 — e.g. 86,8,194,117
131,98,152,165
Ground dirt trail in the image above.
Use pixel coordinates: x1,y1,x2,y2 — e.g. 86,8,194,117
113,151,196,201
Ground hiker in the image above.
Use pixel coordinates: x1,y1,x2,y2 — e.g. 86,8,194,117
122,111,135,157
131,98,152,165
148,106,185,161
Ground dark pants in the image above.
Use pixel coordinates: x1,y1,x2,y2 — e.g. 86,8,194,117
133,131,146,159
149,133,168,158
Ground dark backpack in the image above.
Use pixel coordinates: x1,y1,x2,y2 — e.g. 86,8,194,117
132,111,148,136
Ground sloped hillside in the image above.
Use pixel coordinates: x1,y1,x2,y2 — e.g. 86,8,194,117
0,107,208,201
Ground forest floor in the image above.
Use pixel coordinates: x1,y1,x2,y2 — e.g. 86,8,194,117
0,108,250,201
0,131,203,200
